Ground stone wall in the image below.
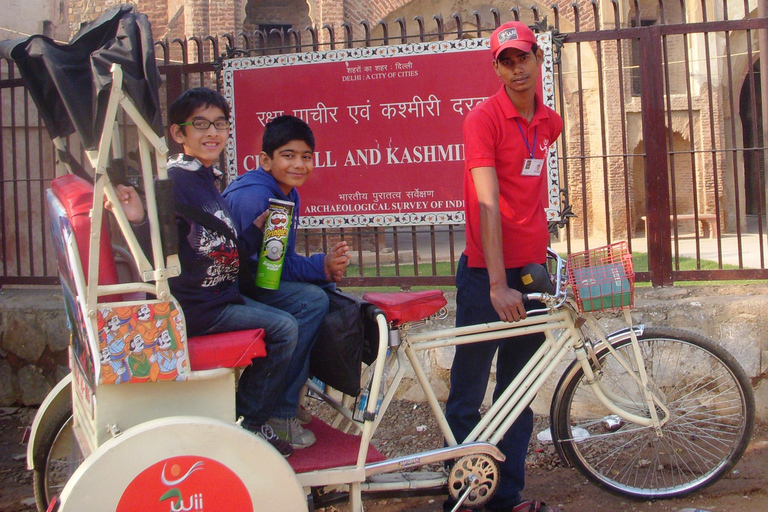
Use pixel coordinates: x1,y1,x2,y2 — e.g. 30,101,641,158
0,288,70,406
2,284,768,420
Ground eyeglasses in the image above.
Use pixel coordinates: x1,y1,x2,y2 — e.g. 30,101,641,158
178,118,230,131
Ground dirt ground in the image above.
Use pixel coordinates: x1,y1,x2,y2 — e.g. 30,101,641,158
1,403,767,512
0,407,36,511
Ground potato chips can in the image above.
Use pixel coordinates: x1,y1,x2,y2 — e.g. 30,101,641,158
255,198,294,289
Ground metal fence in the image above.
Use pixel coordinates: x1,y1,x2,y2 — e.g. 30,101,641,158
2,1,767,288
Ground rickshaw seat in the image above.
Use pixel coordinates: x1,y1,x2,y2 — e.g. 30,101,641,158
362,290,447,326
51,174,268,372
187,329,266,370
51,174,122,302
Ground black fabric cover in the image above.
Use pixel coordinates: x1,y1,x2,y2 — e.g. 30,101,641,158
310,289,379,396
0,4,162,150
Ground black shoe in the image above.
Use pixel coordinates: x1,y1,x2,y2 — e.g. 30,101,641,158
246,422,293,457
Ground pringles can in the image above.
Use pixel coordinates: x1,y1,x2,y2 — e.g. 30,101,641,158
255,198,294,289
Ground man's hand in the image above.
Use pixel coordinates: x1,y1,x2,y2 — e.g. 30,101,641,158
105,184,145,224
490,282,527,322
324,241,350,282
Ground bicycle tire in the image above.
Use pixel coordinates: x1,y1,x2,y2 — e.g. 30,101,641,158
32,400,80,512
550,327,754,499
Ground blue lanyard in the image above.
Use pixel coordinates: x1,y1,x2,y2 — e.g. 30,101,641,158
514,119,537,159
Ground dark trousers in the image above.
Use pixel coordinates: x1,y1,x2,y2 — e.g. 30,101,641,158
445,254,545,511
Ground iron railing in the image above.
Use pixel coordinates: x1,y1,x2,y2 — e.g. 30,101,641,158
1,1,767,287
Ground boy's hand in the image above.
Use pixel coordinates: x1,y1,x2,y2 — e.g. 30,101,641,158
252,210,269,231
105,184,145,224
324,241,350,282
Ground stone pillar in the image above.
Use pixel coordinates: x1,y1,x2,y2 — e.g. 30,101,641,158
312,0,345,45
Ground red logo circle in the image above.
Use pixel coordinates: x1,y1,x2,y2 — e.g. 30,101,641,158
117,455,253,512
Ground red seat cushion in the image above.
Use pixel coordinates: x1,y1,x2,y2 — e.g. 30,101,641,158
187,329,266,370
51,174,121,301
362,290,447,326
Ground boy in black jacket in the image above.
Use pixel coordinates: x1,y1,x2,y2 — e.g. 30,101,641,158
109,87,298,457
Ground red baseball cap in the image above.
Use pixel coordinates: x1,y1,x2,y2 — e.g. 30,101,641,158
490,21,537,60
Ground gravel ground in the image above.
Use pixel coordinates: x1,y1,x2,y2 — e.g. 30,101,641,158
305,398,768,512
4,401,766,512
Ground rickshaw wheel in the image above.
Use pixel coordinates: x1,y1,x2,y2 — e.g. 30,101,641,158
447,453,500,509
32,401,80,512
55,416,307,511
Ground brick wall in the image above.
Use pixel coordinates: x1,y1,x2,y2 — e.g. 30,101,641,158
67,0,122,35
68,0,413,44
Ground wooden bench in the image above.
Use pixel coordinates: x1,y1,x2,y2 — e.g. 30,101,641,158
640,213,718,239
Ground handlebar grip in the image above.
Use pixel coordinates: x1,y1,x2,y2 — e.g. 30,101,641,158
363,304,385,322
523,292,545,303
155,179,179,259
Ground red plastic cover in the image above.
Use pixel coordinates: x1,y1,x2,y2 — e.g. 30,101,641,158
51,174,121,301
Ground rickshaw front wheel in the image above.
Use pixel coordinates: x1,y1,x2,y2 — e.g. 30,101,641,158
32,399,79,512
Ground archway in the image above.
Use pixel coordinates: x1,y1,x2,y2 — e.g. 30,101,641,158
243,0,312,41
739,59,764,218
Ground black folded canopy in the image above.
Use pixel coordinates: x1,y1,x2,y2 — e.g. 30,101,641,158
0,4,163,150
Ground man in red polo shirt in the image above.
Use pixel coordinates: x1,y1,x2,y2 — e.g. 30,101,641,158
444,21,563,512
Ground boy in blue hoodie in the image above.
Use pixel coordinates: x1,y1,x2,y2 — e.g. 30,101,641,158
223,115,349,449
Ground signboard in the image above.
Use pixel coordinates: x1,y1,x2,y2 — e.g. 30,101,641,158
222,35,559,228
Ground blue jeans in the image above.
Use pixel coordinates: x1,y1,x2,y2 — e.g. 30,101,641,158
249,280,329,418
445,254,545,511
201,296,299,428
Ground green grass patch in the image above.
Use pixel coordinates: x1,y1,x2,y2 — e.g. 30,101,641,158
344,252,744,290
347,252,737,277
345,260,455,278
631,252,739,272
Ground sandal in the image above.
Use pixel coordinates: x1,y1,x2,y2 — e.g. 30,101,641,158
511,500,562,512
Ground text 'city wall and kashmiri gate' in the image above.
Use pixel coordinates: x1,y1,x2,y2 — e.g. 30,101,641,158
223,35,560,229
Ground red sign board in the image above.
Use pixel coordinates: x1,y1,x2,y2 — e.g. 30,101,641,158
223,38,559,227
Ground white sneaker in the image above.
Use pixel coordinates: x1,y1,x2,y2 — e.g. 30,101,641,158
267,416,316,449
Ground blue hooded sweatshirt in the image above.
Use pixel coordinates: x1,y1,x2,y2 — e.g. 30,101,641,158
222,167,326,283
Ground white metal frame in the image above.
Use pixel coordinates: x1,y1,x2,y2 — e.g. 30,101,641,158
298,253,667,510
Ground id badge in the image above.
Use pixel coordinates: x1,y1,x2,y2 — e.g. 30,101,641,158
521,158,544,177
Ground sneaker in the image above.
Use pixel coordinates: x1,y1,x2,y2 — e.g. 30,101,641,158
267,416,317,449
250,423,293,457
296,406,312,425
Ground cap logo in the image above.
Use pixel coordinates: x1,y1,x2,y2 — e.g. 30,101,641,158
497,27,519,44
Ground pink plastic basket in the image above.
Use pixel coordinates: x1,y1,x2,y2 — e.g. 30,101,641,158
566,242,635,313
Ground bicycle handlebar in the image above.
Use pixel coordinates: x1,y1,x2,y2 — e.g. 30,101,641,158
522,248,569,313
